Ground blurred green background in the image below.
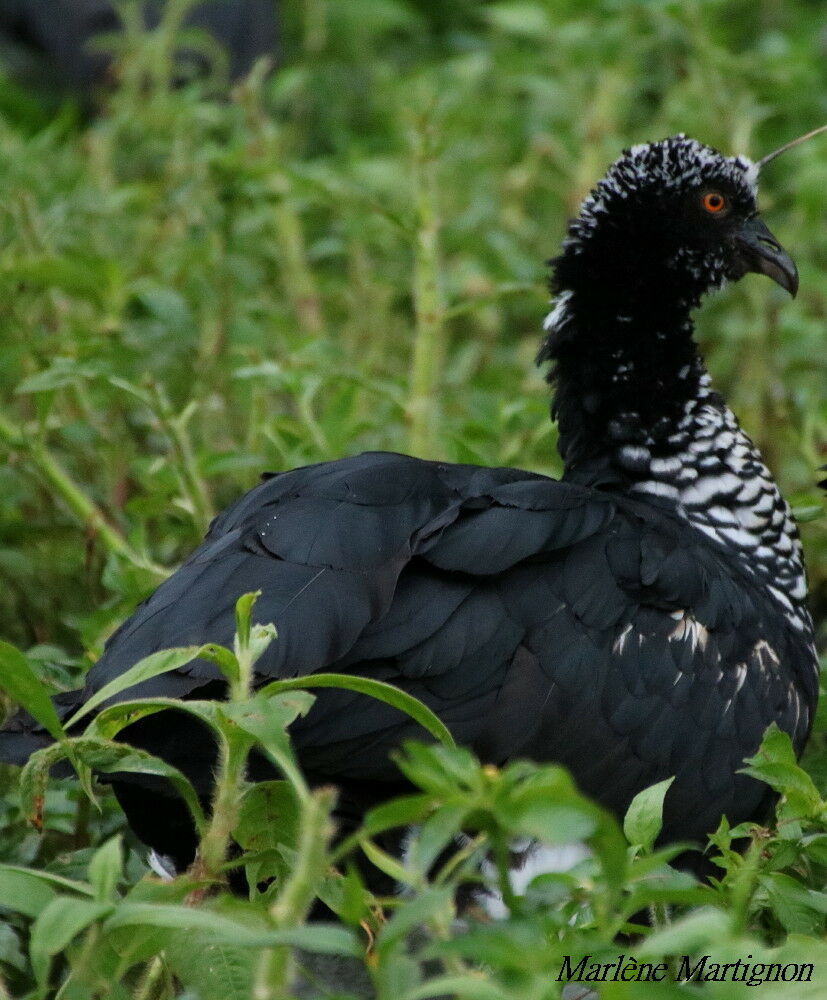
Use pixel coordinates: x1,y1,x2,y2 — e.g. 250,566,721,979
0,0,824,678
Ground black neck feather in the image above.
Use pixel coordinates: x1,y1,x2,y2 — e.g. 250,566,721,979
540,246,709,484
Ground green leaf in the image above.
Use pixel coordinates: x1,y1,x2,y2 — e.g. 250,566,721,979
259,674,455,748
64,645,204,728
14,357,102,394
18,741,75,829
376,887,454,955
637,907,729,957
741,724,822,817
406,804,469,876
235,781,299,854
234,780,300,889
0,865,94,898
234,590,261,655
222,691,313,792
103,902,275,942
623,776,675,851
759,872,827,935
504,769,599,843
247,624,277,671
103,905,360,955
164,935,255,1000
0,640,66,742
394,744,477,795
0,867,58,919
360,838,417,890
360,793,436,840
0,921,27,973
222,691,314,753
30,897,113,986
88,836,123,903
401,976,513,1000
87,696,223,741
258,923,362,957
21,736,206,834
200,642,241,686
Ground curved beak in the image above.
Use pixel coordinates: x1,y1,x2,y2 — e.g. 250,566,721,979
734,217,798,297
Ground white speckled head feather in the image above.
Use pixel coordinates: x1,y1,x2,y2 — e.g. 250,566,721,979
569,135,759,248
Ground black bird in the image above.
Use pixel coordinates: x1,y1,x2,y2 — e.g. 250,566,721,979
1,136,819,890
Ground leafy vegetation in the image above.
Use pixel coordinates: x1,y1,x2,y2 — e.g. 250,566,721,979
0,1,825,997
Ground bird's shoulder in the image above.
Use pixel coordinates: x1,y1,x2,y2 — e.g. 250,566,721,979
86,451,809,705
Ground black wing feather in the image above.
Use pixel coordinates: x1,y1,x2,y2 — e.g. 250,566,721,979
1,451,815,861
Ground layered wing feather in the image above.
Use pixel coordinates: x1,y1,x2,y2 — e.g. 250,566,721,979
2,451,815,856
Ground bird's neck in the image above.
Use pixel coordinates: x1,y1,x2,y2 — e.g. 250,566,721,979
541,285,812,633
540,286,705,484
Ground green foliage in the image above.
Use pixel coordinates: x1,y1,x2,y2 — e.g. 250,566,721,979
0,595,826,997
0,1,825,997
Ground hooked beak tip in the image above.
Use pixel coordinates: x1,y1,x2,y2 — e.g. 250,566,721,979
734,217,798,297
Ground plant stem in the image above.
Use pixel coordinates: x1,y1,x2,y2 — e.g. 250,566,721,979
272,195,324,337
133,955,168,1000
491,830,519,915
196,732,247,881
0,409,165,577
407,107,445,459
150,386,215,533
253,787,336,999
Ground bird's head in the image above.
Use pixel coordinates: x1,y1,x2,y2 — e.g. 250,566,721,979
551,134,798,307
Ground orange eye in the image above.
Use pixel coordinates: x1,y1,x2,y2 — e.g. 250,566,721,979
702,191,727,214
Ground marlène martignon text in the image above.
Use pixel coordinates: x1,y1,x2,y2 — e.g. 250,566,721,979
557,954,814,987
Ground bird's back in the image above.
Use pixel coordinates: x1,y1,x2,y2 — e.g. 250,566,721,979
76,450,815,855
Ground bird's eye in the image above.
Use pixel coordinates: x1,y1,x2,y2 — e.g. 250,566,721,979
701,192,727,214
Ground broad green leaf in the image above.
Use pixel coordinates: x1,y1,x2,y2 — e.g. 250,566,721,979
506,794,597,844
223,691,313,793
30,897,113,986
235,781,299,889
317,864,373,926
623,776,675,851
0,640,66,742
741,725,822,817
0,864,93,898
759,872,827,935
64,646,204,728
88,836,123,903
637,907,729,957
235,781,299,853
393,743,477,795
164,935,254,1000
259,674,455,748
0,867,58,918
801,833,827,866
223,691,314,745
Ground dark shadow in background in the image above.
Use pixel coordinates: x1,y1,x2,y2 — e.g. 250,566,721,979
0,0,279,96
